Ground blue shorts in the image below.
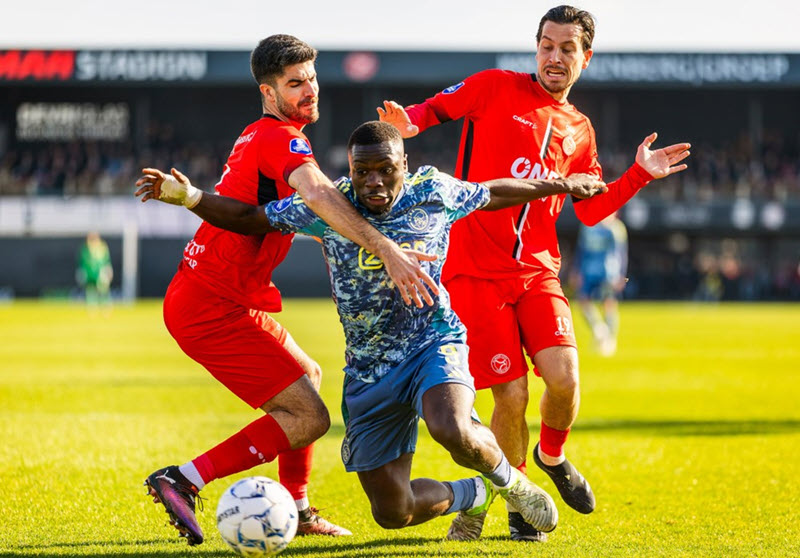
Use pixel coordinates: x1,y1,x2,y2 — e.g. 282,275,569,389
340,339,476,473
579,274,617,300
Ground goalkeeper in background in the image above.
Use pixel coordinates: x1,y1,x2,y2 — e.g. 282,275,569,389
76,231,113,310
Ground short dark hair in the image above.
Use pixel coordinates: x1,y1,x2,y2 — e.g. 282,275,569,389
536,5,596,52
347,121,403,151
250,34,317,86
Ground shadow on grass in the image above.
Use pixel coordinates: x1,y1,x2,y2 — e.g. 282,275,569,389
576,418,800,436
2,535,513,558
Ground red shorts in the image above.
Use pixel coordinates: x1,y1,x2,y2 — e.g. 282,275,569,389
445,274,577,390
163,272,304,408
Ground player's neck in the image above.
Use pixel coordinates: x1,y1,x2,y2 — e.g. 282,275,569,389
536,79,572,104
261,104,306,130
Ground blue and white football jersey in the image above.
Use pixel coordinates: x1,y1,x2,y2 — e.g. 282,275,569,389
264,166,490,382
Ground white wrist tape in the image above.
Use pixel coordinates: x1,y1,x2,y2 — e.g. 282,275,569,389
159,176,203,208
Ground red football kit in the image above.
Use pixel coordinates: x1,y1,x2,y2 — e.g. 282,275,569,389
407,70,653,388
163,114,317,408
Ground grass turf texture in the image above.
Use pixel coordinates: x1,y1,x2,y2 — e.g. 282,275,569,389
1,300,799,557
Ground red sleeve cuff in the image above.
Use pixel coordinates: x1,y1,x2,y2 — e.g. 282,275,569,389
629,161,654,188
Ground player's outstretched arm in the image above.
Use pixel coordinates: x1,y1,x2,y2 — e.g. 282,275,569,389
134,167,275,235
377,101,419,138
636,132,691,178
480,173,607,211
289,163,439,308
573,133,691,226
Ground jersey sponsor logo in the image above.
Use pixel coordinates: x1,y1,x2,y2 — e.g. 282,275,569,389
439,344,467,380
289,138,312,155
490,353,511,374
513,114,538,130
442,81,464,94
358,247,384,270
358,239,427,270
562,135,576,156
510,157,561,188
407,208,430,232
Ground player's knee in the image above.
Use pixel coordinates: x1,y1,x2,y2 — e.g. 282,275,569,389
298,397,330,442
371,503,412,530
428,418,472,454
309,405,331,439
546,364,579,398
304,361,323,391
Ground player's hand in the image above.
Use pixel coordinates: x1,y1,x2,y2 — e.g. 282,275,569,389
377,100,419,138
636,132,691,179
135,167,203,208
564,173,608,199
380,243,439,308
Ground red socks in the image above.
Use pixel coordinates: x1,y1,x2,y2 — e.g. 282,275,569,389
278,444,314,501
540,422,570,458
192,414,291,484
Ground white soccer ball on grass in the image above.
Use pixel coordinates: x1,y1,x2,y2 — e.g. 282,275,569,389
216,476,298,556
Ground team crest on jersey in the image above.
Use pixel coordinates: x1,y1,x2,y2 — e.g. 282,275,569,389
289,138,312,154
562,135,576,156
442,82,465,94
408,208,431,232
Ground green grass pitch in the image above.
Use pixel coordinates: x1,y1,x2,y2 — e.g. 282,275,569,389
1,300,799,557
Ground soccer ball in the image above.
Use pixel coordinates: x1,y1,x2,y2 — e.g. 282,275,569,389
216,476,298,556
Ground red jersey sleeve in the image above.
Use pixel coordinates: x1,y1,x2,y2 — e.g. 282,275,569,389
573,163,653,226
215,122,318,205
264,127,318,184
569,122,652,226
406,69,501,132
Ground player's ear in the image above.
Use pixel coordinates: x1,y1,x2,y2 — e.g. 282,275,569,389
259,83,276,104
582,48,593,69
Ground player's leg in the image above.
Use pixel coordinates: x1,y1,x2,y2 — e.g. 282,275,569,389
445,276,541,541
357,454,451,528
250,311,350,536
144,274,330,545
601,291,620,356
413,342,557,536
577,278,610,351
517,287,595,514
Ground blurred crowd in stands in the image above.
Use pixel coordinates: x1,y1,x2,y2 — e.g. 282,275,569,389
1,123,797,301
0,123,229,197
0,126,797,202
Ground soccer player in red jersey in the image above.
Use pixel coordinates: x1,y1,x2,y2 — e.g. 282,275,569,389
379,5,690,542
138,35,439,546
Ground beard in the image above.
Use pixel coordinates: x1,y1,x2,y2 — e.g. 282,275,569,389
277,93,319,124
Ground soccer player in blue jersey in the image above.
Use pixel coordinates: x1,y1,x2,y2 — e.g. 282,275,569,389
135,121,606,537
571,213,628,356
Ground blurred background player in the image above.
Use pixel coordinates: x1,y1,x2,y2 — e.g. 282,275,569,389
570,213,628,356
75,231,113,311
379,4,690,542
135,34,443,546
